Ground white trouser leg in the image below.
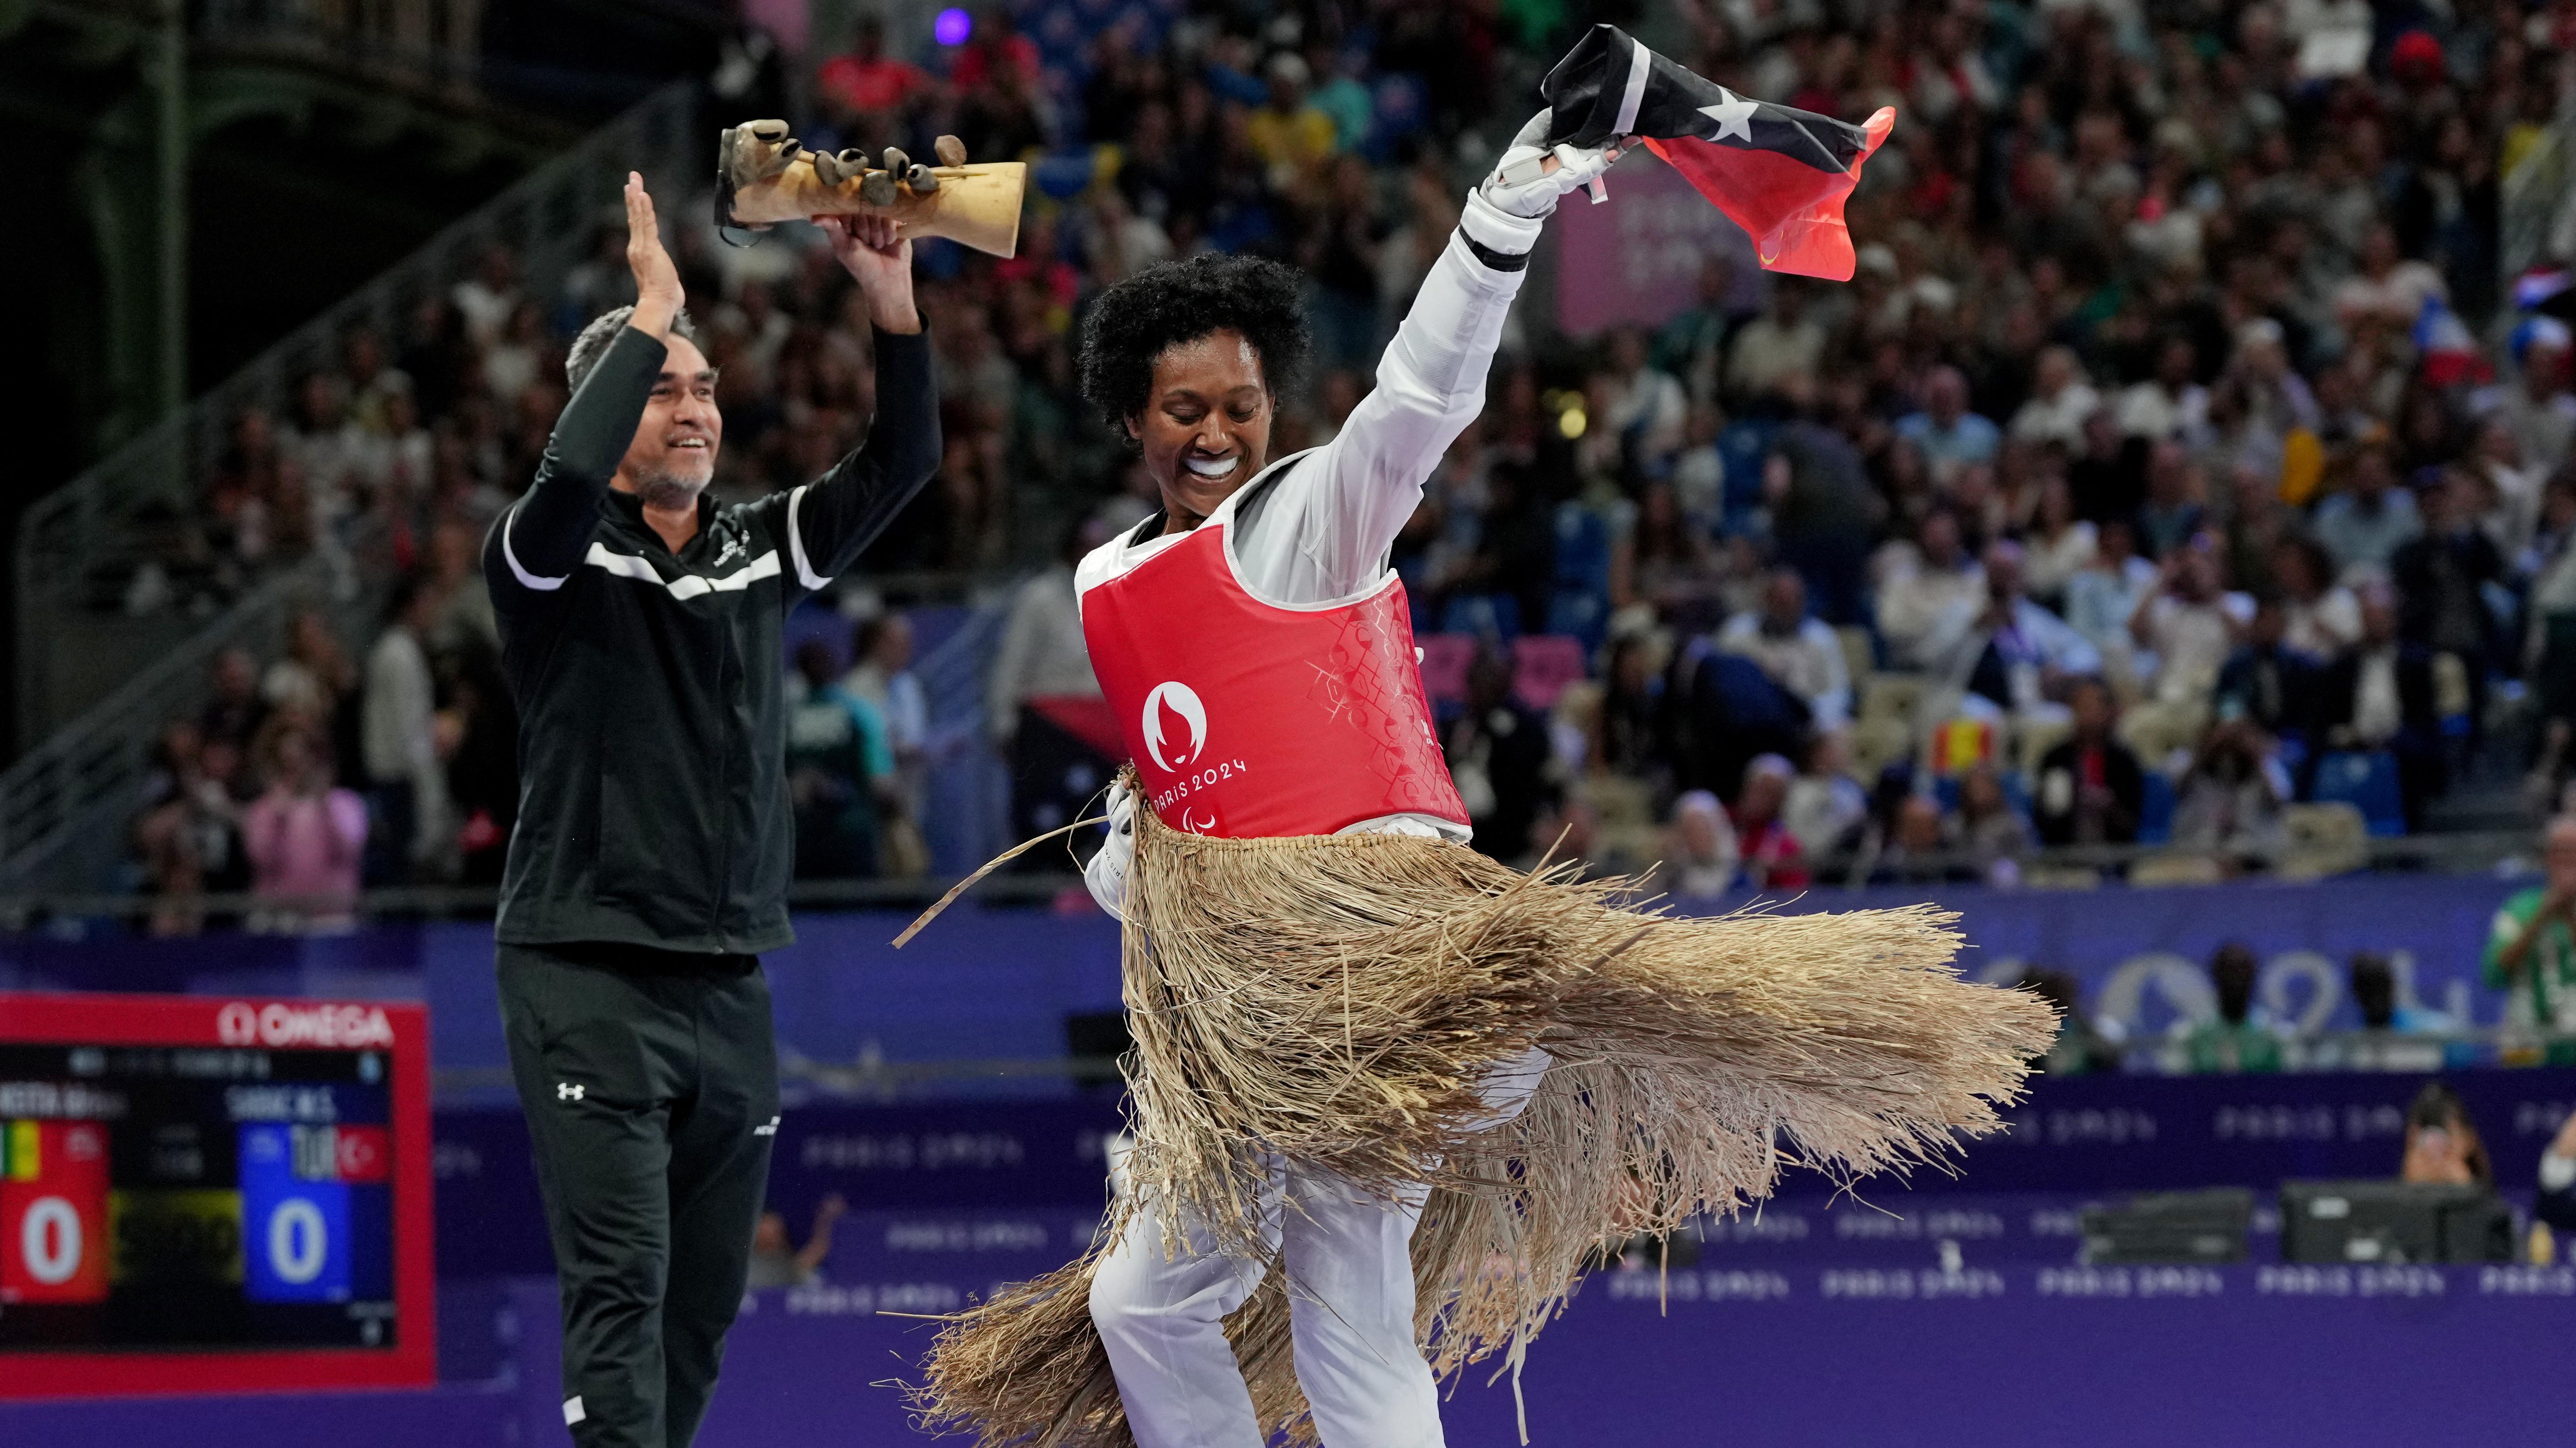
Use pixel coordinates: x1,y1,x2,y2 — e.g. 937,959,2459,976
1282,1047,1553,1448
1094,1048,1551,1448
1089,1163,1285,1448
1281,1169,1442,1448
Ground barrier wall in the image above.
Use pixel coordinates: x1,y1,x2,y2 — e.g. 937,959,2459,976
430,1068,2576,1278
0,874,2536,1076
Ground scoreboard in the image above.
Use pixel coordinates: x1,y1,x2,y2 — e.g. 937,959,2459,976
0,992,434,1398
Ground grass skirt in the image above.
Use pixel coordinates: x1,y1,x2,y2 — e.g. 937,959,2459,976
907,799,2057,1445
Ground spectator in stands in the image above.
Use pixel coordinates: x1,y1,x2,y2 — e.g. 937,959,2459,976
1729,754,1809,891
1613,483,1725,623
1725,278,1823,401
134,721,246,936
2068,403,2148,526
2185,942,2283,1073
2319,581,2445,827
786,640,890,879
482,302,547,406
991,523,1107,842
2481,814,2576,1043
2063,515,2157,667
1591,631,1666,785
2536,1110,2576,1234
1875,509,1985,670
2170,718,2291,859
1452,460,1554,635
1783,732,1868,858
264,609,354,725
844,612,929,874
2017,967,2119,1076
2334,224,2446,331
1246,52,1335,191
1955,762,2033,885
2134,442,2207,562
1445,648,1555,864
1594,327,1687,480
744,1193,847,1290
2129,539,2251,726
2215,597,2320,743
1653,790,1739,904
2115,335,2208,444
815,15,930,143
450,243,519,349
1765,382,1880,626
2389,469,2505,684
2275,535,2363,659
2312,442,2422,581
240,723,367,931
1717,567,1850,729
360,578,450,886
1653,255,1747,407
2034,676,2144,847
2021,474,2095,606
1669,406,1725,537
2217,319,2318,467
1930,539,2101,719
1894,365,1999,487
2007,348,2099,452
2349,951,2452,1035
199,646,268,772
1866,792,1968,886
2399,1081,2493,1188
2498,318,2576,478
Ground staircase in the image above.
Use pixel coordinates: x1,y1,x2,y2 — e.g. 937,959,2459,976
0,78,703,894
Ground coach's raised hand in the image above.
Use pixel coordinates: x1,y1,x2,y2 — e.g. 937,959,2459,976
819,210,923,335
623,171,684,339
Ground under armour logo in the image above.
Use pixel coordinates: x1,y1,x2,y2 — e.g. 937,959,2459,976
753,1116,779,1137
556,1082,585,1101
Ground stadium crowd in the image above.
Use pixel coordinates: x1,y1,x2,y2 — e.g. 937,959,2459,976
118,0,2576,922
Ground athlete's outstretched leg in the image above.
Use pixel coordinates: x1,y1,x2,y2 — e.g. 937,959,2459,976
1089,1163,1286,1448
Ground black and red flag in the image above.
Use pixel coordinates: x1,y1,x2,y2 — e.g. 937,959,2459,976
1540,24,1895,281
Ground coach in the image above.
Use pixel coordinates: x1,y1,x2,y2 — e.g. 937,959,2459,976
482,172,936,1448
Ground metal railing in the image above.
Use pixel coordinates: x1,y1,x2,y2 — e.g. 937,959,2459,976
195,0,486,99
0,827,2544,936
2,78,706,890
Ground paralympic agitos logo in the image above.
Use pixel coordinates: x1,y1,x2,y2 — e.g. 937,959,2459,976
1140,681,1207,772
1139,680,1250,831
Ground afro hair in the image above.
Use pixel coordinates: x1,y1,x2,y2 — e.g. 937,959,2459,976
1077,252,1311,436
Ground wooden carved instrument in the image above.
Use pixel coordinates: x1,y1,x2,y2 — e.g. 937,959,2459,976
717,121,1025,258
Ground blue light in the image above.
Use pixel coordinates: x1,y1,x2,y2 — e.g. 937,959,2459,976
934,8,972,45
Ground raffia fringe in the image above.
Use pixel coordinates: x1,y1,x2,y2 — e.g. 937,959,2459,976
907,785,2059,1445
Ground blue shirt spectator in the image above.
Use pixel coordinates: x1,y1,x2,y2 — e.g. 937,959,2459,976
2312,446,2422,581
1894,365,2000,485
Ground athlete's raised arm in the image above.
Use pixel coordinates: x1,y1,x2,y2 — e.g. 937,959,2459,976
1286,117,1627,594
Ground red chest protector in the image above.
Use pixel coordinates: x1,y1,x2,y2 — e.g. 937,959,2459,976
1080,518,1467,839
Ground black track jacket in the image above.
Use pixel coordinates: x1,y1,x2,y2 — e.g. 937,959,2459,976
482,323,937,954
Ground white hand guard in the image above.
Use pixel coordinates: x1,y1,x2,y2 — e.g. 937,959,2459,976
1083,780,1137,919
1480,109,1627,219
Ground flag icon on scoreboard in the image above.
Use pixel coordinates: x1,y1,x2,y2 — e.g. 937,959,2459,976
1,1120,111,1304
1536,24,1894,280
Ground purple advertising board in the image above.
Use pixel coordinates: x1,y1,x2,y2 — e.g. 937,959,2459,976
0,874,2537,1083
1551,146,1765,336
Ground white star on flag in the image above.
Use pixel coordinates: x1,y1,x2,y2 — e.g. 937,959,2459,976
1700,89,1759,144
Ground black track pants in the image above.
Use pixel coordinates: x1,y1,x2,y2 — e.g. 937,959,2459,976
498,941,782,1448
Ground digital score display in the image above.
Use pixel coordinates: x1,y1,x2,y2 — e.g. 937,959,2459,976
0,993,434,1399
